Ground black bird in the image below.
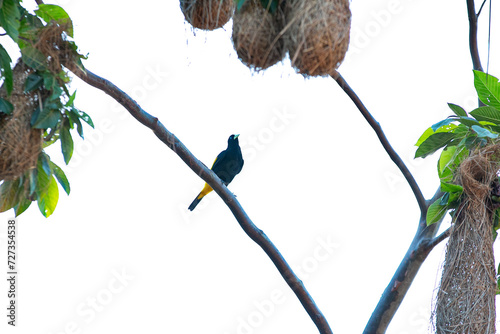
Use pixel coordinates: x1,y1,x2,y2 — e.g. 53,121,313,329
188,134,244,211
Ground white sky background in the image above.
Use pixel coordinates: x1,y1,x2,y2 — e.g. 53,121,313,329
1,0,500,333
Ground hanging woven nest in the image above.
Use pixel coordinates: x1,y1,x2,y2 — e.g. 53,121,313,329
284,0,351,76
0,61,44,181
180,0,235,30
232,0,286,71
434,144,500,334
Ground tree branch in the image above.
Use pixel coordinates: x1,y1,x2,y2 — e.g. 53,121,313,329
66,65,333,334
363,190,444,333
467,0,483,72
330,68,447,332
330,71,427,214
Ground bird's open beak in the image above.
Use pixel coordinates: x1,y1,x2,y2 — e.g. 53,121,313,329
234,134,240,139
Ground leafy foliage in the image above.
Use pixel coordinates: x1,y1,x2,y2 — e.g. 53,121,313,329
0,2,93,217
416,72,500,226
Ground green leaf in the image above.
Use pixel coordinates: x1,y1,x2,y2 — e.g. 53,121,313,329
21,45,47,70
36,153,51,196
14,197,31,216
77,110,94,128
39,152,52,176
438,145,468,182
440,192,450,206
28,168,37,196
469,106,500,125
427,196,449,225
440,182,464,194
0,98,13,115
416,124,456,147
18,13,44,41
35,4,73,37
37,175,59,217
0,0,20,42
472,125,499,138
40,71,57,91
60,121,73,164
49,161,70,195
415,132,456,159
0,179,21,212
24,73,43,92
456,116,481,127
431,118,457,132
0,44,13,94
31,108,60,129
448,103,467,117
474,70,500,109
463,135,487,149
67,109,84,138
65,91,76,107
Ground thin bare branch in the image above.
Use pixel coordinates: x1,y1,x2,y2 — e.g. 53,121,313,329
477,0,488,18
67,65,333,334
330,71,427,214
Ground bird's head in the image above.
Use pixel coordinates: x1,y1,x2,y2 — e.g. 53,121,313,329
227,134,240,148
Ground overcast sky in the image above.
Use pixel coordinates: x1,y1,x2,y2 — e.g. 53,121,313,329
1,0,500,333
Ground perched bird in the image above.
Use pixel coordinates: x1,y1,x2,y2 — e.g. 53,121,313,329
188,134,244,211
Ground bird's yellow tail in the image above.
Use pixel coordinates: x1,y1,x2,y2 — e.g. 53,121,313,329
188,183,213,211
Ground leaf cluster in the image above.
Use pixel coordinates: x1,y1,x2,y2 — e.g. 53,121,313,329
0,1,92,217
416,71,500,226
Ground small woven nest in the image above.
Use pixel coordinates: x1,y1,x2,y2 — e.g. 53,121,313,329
34,21,77,75
284,0,351,76
434,144,500,334
0,62,43,181
180,0,234,30
232,0,286,71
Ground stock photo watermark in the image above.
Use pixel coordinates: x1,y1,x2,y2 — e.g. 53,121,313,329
5,218,18,326
222,235,340,334
46,267,134,334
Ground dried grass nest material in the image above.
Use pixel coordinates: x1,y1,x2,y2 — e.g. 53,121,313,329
434,144,500,334
180,0,235,30
232,0,286,71
0,62,43,181
285,0,351,76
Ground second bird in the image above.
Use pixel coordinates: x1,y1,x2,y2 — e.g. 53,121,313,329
188,134,244,211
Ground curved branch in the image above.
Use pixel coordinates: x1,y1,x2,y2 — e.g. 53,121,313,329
330,71,427,214
67,65,333,334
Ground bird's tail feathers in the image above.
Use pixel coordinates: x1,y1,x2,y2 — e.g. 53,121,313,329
188,192,204,211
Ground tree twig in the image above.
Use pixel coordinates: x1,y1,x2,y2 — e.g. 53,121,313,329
477,0,488,18
330,71,427,215
67,65,334,334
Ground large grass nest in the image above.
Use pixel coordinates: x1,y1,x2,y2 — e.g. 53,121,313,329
285,0,351,76
180,0,234,30
0,61,44,181
232,0,286,71
434,144,500,334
